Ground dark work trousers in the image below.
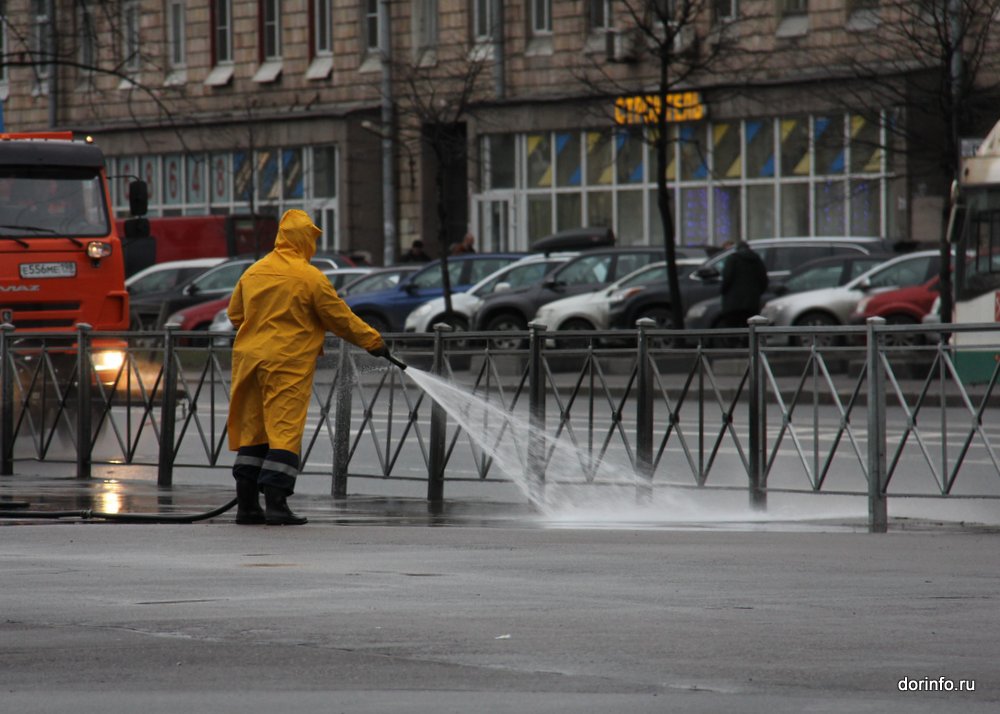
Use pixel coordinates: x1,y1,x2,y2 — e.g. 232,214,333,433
233,444,300,495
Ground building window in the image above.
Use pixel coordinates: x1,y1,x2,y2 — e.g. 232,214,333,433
474,0,494,41
167,1,186,68
474,113,891,248
261,0,281,60
31,0,50,80
122,0,141,72
589,0,612,30
714,0,738,21
213,0,233,64
365,0,379,52
532,0,552,34
314,0,333,55
77,3,96,71
0,9,7,93
779,0,808,15
414,0,438,51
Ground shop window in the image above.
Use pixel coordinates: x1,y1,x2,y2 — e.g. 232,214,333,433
556,133,582,187
186,156,207,205
557,193,582,230
679,125,708,181
850,114,882,174
616,129,644,184
586,191,612,230
283,149,304,200
313,146,338,198
234,151,253,202
814,180,846,235
162,155,184,207
713,186,741,243
850,179,880,235
747,185,774,239
780,182,809,236
258,149,280,202
745,120,775,178
618,190,644,245
527,134,553,188
210,154,232,207
528,195,553,240
586,131,613,186
780,117,810,176
485,135,516,189
814,115,845,175
680,187,709,243
713,123,741,179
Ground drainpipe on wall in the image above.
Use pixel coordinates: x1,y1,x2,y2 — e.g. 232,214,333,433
492,0,505,98
379,0,397,265
48,0,58,128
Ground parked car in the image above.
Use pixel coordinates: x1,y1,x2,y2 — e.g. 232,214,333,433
847,275,941,346
760,250,941,344
405,255,571,334
475,247,665,347
533,258,704,335
684,253,891,330
608,237,890,330
339,266,420,297
323,267,373,291
343,253,526,333
136,256,349,331
125,257,226,297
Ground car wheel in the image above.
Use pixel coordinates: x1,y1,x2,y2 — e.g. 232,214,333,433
555,318,597,351
883,314,922,347
792,311,842,347
485,312,528,351
360,313,391,335
635,307,677,348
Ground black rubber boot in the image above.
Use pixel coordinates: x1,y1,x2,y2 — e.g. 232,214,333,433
264,487,308,526
235,479,265,525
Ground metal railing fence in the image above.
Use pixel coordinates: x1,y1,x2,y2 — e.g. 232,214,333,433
2,319,1000,532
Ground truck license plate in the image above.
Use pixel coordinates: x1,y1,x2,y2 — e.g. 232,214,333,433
19,262,77,279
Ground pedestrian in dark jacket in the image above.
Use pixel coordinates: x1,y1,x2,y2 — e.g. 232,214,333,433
720,241,769,329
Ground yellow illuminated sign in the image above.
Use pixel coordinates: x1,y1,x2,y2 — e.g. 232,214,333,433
614,92,705,125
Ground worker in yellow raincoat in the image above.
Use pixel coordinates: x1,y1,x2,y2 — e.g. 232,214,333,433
227,209,388,525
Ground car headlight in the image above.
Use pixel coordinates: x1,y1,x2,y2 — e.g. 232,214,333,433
855,297,871,316
86,241,113,259
165,311,185,326
608,286,644,306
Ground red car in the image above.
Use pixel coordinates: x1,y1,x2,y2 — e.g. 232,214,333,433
849,275,939,344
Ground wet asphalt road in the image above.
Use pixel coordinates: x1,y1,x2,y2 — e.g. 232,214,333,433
2,472,999,714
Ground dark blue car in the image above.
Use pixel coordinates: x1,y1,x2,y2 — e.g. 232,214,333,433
344,253,525,333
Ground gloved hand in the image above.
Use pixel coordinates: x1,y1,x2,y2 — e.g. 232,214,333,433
368,345,390,359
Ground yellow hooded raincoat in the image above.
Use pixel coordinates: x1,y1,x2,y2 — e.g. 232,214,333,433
227,210,384,453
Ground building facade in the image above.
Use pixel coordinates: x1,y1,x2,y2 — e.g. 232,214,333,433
2,1,998,263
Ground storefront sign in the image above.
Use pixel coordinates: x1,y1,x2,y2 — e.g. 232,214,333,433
614,92,705,125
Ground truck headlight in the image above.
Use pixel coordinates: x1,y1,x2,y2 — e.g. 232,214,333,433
86,241,113,259
686,303,707,319
93,349,125,373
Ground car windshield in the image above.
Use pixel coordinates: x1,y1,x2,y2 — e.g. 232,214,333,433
342,271,406,296
476,261,555,297
191,261,251,291
0,167,110,238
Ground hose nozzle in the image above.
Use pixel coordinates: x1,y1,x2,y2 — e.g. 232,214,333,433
385,353,408,371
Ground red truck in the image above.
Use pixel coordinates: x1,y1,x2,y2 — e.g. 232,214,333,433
0,132,145,377
116,214,278,274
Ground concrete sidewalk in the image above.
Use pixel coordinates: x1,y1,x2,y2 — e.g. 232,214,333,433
1,472,998,713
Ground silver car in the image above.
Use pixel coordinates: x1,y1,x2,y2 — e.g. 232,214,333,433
760,250,941,344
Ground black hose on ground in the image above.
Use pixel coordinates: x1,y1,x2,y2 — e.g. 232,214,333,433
0,497,238,523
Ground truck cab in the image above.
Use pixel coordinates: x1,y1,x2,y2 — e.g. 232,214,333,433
0,132,139,376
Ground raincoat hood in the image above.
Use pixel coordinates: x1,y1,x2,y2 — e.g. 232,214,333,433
274,209,321,261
